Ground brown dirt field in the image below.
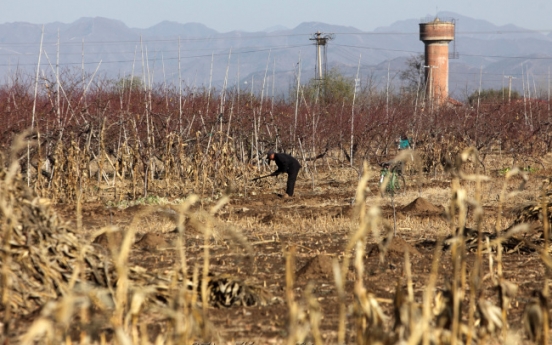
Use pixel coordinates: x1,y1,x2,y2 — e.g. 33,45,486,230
39,158,552,344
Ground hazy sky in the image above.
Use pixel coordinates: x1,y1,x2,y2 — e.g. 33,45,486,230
2,0,550,32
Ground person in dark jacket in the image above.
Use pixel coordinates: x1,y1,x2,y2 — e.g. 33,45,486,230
267,151,301,197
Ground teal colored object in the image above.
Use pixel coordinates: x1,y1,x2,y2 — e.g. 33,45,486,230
399,138,410,150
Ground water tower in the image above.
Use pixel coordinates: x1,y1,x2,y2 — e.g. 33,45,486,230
419,18,455,105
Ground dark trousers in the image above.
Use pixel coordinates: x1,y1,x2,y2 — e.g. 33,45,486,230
286,167,300,196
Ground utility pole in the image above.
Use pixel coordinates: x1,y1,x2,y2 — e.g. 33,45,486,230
310,31,334,99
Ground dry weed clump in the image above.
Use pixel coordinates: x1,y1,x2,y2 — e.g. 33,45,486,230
28,128,248,206
0,135,275,344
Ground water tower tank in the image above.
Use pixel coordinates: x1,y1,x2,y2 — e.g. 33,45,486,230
419,18,455,105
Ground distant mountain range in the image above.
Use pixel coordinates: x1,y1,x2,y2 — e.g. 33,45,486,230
0,12,551,99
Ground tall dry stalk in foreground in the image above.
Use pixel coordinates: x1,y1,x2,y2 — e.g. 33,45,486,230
285,246,299,345
0,132,32,341
333,161,373,343
304,283,323,345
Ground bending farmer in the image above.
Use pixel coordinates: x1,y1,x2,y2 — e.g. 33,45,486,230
267,151,302,197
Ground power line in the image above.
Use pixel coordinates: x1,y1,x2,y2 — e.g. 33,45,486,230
0,32,551,81
0,43,307,57
332,43,421,55
0,28,550,47
457,52,552,60
336,29,552,35
0,44,311,67
0,33,314,47
333,43,552,61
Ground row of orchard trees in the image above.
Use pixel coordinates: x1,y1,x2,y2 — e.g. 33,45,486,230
0,65,550,202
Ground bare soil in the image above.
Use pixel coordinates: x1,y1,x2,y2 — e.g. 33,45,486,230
401,196,445,215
